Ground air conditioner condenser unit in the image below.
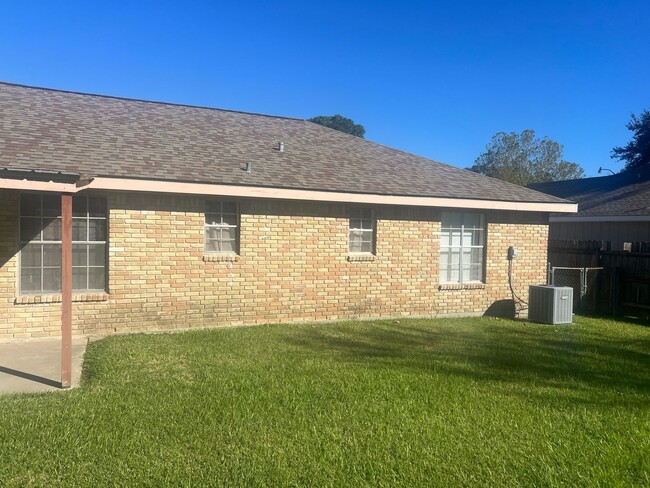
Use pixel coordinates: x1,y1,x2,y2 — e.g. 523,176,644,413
528,285,573,325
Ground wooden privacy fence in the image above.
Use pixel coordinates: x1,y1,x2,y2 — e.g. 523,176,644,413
547,240,605,268
547,240,650,318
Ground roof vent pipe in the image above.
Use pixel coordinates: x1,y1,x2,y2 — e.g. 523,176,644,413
278,142,285,152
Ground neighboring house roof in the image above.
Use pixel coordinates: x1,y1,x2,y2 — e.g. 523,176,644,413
530,167,650,219
0,82,573,210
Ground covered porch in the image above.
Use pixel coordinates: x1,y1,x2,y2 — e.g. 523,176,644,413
0,336,88,394
1,169,91,388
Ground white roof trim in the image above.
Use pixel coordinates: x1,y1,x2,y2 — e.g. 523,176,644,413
0,178,79,193
88,177,576,212
550,215,650,223
0,176,577,213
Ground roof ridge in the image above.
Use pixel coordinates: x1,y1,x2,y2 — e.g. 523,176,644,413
0,80,305,122
305,119,551,190
303,118,452,165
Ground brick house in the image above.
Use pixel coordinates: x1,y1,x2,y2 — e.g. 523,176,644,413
0,82,576,342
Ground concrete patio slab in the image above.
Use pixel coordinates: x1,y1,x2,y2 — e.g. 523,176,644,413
0,337,88,394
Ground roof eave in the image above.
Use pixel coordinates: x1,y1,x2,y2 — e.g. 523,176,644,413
0,173,576,212
0,169,82,192
550,214,650,223
86,177,577,213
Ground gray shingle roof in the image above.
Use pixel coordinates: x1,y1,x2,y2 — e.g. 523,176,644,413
529,168,650,216
0,82,569,204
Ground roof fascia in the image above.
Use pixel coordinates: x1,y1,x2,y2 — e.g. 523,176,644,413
0,176,577,213
0,178,79,193
550,215,650,223
86,177,577,213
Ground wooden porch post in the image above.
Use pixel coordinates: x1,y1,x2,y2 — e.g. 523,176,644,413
61,193,72,388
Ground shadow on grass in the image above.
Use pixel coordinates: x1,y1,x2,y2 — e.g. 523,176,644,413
283,320,650,405
578,313,650,328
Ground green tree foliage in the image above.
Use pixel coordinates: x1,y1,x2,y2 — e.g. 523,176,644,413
611,109,650,171
308,114,366,138
469,130,584,186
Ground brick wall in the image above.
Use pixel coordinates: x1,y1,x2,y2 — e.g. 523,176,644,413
0,190,548,340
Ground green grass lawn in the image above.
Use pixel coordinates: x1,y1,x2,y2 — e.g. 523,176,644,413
1,316,649,486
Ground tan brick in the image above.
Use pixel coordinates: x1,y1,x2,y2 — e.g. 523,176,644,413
0,190,548,338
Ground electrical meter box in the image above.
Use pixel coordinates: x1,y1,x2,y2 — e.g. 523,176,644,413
528,285,573,324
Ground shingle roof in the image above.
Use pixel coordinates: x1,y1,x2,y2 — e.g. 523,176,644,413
0,82,568,204
529,168,650,216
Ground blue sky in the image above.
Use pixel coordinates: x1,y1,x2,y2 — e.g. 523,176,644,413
1,1,648,176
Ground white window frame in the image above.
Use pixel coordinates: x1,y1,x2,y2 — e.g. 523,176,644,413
71,196,109,292
205,201,239,254
348,207,375,255
440,212,486,284
19,193,108,294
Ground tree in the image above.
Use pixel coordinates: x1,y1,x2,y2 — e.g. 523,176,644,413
611,109,650,171
469,129,584,186
308,114,365,138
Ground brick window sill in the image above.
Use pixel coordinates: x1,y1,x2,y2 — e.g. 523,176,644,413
347,254,376,262
15,293,110,305
438,283,486,291
203,254,240,262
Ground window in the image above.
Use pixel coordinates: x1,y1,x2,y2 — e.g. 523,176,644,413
349,208,375,254
19,194,108,294
205,201,239,254
71,196,108,291
440,212,485,284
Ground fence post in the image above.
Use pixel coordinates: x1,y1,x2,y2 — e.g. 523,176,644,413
551,266,555,286
608,267,614,316
612,268,620,316
579,268,584,311
593,268,600,315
